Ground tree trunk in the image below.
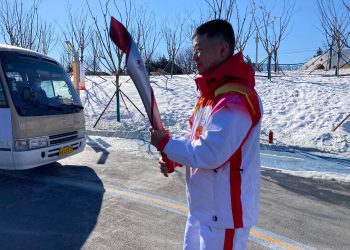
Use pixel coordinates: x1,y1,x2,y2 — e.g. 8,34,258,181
171,59,174,78
336,51,341,77
267,54,272,80
274,50,278,73
328,46,333,70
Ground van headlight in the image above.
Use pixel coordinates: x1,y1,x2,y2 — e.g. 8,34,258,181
28,137,48,149
77,128,86,139
15,137,48,151
15,139,29,151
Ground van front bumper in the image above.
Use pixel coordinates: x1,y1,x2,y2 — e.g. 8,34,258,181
12,138,86,170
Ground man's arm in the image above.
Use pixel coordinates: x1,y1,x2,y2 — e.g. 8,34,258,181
153,106,252,169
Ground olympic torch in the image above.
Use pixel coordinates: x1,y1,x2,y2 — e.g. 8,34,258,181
109,17,176,173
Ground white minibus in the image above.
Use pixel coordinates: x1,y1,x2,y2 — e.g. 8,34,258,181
0,44,86,169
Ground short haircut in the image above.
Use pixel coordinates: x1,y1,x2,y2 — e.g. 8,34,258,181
193,19,235,55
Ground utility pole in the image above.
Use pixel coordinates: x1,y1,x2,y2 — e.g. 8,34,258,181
66,41,80,97
255,29,259,69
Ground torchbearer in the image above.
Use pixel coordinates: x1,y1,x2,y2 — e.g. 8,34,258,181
150,19,263,249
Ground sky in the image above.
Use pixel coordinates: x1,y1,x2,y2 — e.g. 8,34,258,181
16,0,339,64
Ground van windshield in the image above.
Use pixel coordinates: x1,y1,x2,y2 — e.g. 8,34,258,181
1,54,83,116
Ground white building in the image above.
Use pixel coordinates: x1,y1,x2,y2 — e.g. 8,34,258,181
302,48,350,70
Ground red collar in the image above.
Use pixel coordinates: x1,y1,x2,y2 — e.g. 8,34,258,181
194,51,255,97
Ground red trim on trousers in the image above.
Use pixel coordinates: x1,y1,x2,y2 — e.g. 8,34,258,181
223,229,235,250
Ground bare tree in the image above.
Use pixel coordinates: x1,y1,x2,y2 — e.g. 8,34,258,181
162,19,185,77
271,0,295,72
317,0,350,76
205,0,235,20
175,47,196,74
342,0,350,48
344,0,350,48
64,4,92,64
38,22,56,55
254,0,294,79
87,32,102,74
86,0,134,122
0,0,55,54
60,49,73,72
233,2,255,52
133,6,160,73
254,2,275,79
343,0,350,11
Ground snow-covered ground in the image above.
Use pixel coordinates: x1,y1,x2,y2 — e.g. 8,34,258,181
255,70,350,156
80,69,350,182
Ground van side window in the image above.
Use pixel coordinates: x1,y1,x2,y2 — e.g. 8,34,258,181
0,78,8,107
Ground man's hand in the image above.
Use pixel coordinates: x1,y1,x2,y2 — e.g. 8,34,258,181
149,128,169,149
149,128,170,177
158,157,169,177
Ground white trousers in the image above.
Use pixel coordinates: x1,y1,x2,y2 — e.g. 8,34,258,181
183,215,251,250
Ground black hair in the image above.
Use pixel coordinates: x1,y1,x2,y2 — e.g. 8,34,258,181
193,19,235,55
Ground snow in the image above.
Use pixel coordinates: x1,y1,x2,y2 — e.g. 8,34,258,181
255,70,350,156
262,166,350,183
80,69,350,183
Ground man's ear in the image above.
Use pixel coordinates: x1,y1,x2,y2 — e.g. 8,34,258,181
220,42,230,58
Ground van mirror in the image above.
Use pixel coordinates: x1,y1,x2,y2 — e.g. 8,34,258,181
22,86,33,103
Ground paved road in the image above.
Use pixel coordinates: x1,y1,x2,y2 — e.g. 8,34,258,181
0,138,349,250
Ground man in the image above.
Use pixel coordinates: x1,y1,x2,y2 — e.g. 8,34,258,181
150,19,263,250
30,77,49,105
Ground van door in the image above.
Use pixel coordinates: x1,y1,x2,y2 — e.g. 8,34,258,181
0,77,13,169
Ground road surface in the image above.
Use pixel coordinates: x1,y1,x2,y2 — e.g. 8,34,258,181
0,136,349,249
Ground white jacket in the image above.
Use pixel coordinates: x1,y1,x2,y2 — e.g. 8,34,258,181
164,88,263,229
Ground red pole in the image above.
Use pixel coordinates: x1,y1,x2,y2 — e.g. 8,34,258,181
268,130,273,144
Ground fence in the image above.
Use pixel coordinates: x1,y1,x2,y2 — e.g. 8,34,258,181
255,63,304,72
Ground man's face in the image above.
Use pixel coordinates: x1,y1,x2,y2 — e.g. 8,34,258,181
192,34,229,75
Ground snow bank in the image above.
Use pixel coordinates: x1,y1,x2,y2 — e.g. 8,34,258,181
81,70,350,158
255,70,350,157
262,166,350,183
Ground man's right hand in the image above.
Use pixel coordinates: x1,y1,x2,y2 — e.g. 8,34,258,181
158,157,169,177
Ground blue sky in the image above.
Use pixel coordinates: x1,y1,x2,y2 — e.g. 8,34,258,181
23,0,332,64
